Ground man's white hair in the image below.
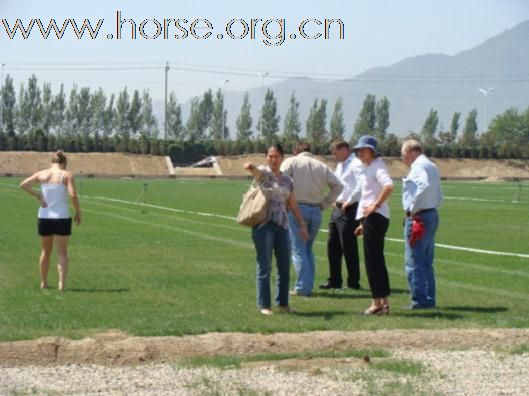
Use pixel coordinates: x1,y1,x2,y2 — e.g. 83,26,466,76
401,139,423,155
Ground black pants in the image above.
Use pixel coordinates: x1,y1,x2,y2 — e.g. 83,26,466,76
326,203,360,287
362,213,390,298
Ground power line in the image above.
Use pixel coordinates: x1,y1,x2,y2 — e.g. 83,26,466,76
5,75,529,102
4,62,529,83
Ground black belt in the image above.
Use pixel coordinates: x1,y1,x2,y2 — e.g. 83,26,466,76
406,208,436,217
298,202,320,207
335,201,357,209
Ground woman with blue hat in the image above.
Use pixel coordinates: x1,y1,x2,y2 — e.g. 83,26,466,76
352,135,394,315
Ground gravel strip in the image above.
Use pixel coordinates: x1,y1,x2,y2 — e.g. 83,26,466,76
1,350,528,395
393,349,529,396
0,363,362,395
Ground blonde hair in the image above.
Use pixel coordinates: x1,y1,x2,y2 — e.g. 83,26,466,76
401,139,423,155
51,151,67,166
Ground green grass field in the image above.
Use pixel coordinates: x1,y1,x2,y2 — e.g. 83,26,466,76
0,177,528,341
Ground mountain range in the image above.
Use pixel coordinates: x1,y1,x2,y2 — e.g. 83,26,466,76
168,20,529,139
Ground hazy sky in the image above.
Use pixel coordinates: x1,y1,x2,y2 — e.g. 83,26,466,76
2,0,529,101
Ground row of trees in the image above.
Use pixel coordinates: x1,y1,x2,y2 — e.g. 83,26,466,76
0,75,159,139
414,106,529,159
0,75,389,156
0,74,387,146
1,75,528,160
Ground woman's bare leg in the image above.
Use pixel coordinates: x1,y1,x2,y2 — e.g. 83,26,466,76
39,236,53,289
55,236,69,291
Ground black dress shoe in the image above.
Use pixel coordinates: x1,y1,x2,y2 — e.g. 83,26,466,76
319,282,342,290
348,283,361,290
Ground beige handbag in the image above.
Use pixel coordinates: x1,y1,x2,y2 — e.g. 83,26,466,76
236,183,268,227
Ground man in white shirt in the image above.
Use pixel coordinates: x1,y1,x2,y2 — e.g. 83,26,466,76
401,139,442,309
280,141,343,296
321,139,363,290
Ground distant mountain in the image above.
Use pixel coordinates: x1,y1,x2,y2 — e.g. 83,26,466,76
165,20,529,139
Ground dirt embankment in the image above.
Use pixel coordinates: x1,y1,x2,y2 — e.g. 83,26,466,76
2,329,528,395
1,152,528,179
0,152,170,176
218,154,529,179
1,328,528,367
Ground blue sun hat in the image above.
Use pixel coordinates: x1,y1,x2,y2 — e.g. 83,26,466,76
352,135,380,156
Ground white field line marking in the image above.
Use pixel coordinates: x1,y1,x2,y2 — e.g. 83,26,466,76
85,199,246,234
21,186,529,206
82,207,253,250
89,198,529,279
444,195,527,204
4,185,528,260
88,195,237,221
85,203,529,301
84,194,529,260
5,187,522,301
312,239,529,279
5,187,528,296
312,250,529,301
318,231,529,260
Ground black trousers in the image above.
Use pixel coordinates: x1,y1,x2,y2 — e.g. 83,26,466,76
362,213,390,298
326,203,360,287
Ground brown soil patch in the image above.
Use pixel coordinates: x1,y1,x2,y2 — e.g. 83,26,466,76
218,155,529,178
0,152,170,176
173,167,218,176
1,151,528,178
1,328,527,367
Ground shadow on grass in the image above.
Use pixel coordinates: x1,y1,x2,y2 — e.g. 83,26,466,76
311,291,371,299
67,288,130,293
394,305,508,320
396,311,464,320
311,287,408,299
444,306,509,314
390,288,409,295
293,310,350,320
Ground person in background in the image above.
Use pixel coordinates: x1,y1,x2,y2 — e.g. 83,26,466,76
280,141,343,297
244,144,309,315
352,136,394,315
321,139,364,290
20,151,82,291
401,139,443,309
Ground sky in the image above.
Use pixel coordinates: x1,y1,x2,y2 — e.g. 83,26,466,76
2,0,529,102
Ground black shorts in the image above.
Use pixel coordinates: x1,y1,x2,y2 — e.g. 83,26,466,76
38,218,72,236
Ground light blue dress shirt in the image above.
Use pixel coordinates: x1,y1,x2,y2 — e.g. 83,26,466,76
402,154,443,213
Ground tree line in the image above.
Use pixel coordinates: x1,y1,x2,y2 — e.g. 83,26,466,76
1,74,528,163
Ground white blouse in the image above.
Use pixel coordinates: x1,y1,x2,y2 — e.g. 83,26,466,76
355,157,393,220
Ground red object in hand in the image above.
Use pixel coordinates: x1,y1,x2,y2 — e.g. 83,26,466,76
408,216,425,246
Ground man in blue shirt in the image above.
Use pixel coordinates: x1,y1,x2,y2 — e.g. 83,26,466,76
401,139,443,309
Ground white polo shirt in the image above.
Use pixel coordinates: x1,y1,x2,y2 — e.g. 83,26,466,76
356,157,393,220
335,153,363,204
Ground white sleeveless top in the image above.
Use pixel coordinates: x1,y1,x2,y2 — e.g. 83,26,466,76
38,172,70,219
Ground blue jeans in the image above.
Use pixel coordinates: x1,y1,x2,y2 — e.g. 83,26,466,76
288,204,322,295
404,209,439,308
252,221,291,308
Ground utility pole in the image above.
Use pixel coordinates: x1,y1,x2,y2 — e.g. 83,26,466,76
220,79,229,139
164,62,170,140
257,72,269,139
0,63,5,132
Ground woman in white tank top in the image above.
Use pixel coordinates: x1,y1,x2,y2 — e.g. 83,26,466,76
20,151,82,291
